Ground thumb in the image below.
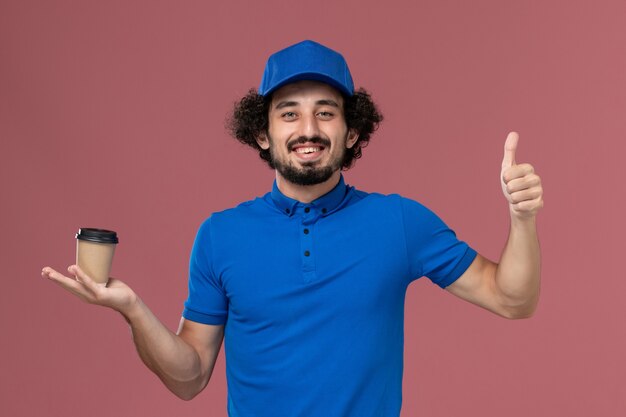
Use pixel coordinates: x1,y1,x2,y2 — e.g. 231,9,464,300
502,131,519,169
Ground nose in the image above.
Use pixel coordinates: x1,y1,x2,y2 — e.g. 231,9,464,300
299,113,321,138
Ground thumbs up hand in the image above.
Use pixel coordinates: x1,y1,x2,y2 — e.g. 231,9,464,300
500,132,544,220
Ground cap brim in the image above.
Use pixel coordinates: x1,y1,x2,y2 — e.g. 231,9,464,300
261,72,353,97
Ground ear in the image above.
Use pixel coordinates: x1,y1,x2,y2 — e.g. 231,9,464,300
346,129,359,149
256,132,270,150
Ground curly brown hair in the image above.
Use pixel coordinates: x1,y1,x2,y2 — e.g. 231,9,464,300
226,88,383,169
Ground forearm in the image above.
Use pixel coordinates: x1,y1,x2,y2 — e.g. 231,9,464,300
121,298,206,399
42,265,209,399
495,216,541,318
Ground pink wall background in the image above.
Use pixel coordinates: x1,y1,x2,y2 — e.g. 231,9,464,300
1,1,624,416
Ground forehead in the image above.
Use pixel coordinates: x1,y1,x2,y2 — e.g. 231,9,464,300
270,80,344,108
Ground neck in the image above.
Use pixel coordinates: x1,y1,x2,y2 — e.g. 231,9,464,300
275,171,341,203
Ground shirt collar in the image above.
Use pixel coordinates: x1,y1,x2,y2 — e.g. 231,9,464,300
271,175,348,216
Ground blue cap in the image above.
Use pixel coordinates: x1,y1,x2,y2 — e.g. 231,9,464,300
258,40,354,97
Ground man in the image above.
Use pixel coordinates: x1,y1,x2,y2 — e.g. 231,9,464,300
42,40,543,417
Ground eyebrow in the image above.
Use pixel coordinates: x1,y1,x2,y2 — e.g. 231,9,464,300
274,99,341,110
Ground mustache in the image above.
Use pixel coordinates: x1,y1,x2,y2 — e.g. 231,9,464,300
287,136,331,151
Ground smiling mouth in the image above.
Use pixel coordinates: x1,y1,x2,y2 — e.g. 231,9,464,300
288,136,331,152
294,146,324,154
290,144,327,162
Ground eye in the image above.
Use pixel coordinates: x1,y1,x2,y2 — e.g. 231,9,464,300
317,111,334,119
281,111,297,120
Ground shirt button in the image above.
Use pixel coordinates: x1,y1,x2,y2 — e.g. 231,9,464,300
304,207,311,213
322,208,327,214
304,250,310,257
285,208,290,214
303,228,309,234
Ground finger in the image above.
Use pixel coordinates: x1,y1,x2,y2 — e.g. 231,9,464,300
502,163,534,183
511,195,544,212
68,265,103,292
505,174,541,193
501,131,519,169
42,267,76,286
509,187,543,204
42,267,93,301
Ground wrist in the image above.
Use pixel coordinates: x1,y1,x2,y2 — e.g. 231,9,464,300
508,213,539,246
509,208,537,226
119,293,143,324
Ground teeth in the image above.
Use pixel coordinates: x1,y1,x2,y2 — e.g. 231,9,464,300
295,147,321,154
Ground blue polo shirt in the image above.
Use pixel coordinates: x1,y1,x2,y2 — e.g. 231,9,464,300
183,176,477,417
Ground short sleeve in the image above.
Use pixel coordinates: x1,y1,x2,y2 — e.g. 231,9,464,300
401,197,477,288
183,217,228,325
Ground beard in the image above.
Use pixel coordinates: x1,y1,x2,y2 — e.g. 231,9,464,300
268,135,346,186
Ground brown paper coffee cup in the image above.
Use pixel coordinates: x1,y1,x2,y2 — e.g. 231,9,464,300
75,228,119,286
